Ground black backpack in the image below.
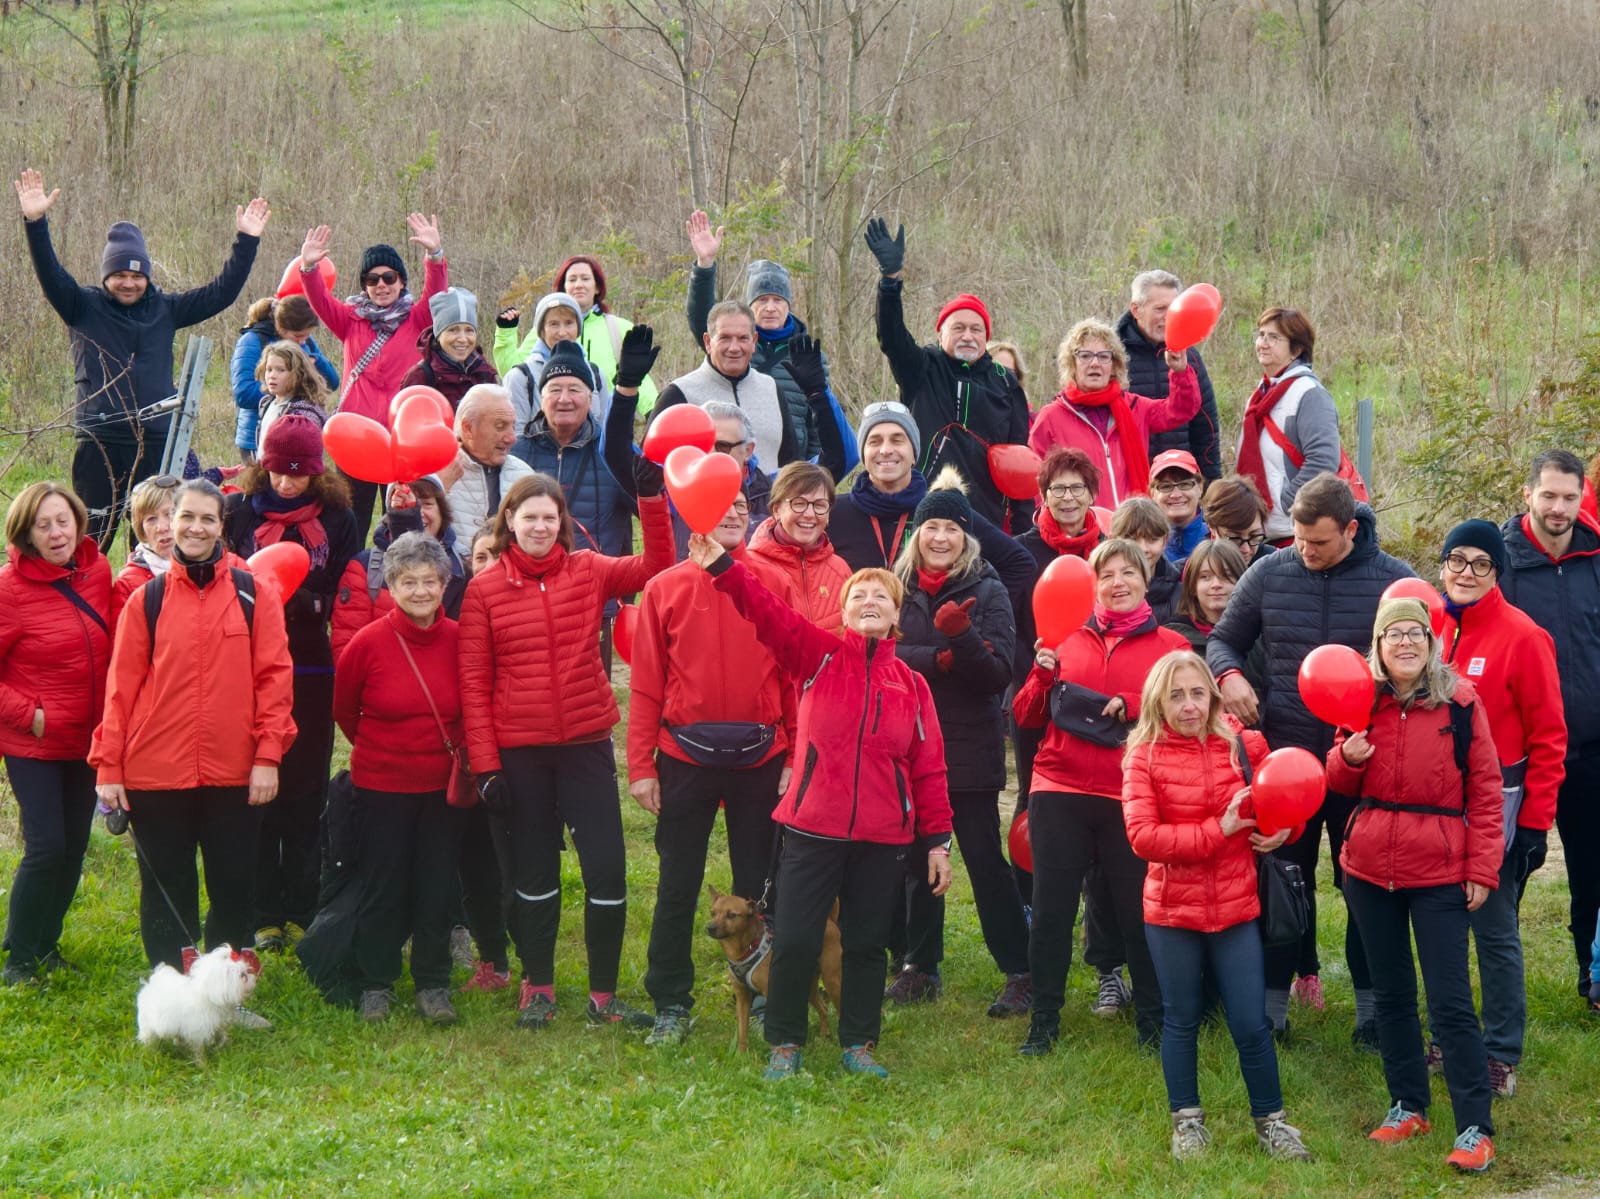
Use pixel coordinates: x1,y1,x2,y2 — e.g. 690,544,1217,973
143,568,256,663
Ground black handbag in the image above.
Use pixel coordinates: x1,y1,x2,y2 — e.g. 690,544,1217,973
1048,681,1130,749
1236,735,1310,947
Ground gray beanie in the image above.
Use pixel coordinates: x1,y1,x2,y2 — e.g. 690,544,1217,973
430,287,478,338
533,292,584,338
744,259,792,307
101,221,150,282
857,400,921,461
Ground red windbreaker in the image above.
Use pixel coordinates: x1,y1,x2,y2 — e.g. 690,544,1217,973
743,518,852,634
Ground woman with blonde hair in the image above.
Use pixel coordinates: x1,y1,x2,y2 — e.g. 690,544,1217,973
111,473,182,630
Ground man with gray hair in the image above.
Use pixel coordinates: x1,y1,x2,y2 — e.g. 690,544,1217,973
440,383,534,543
1116,269,1221,484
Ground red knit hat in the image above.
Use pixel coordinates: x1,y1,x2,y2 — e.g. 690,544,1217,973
936,293,991,339
260,413,326,476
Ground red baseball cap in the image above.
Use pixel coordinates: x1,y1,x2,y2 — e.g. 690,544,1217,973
1149,449,1201,479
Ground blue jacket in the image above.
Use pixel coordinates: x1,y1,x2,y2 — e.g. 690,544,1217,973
230,316,340,451
513,412,633,560
1116,309,1222,483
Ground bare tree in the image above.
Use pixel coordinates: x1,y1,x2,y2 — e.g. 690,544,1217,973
1291,0,1348,98
1057,0,1087,86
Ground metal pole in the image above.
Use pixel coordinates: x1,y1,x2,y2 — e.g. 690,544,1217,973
1357,398,1374,491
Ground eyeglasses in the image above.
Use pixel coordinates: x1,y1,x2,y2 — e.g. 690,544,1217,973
729,501,750,515
363,271,401,287
1381,627,1428,645
1219,531,1267,550
713,440,749,455
1254,329,1287,345
784,497,832,516
1443,553,1495,577
1151,479,1201,496
1045,482,1088,500
1073,350,1114,363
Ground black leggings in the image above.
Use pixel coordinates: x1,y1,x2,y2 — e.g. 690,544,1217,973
458,803,514,973
3,756,96,969
256,671,335,932
501,741,628,992
352,788,465,992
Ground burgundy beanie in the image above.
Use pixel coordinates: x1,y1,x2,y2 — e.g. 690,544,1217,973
936,293,991,339
260,413,326,476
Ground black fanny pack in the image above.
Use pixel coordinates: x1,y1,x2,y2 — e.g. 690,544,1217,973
667,721,778,769
1048,681,1130,749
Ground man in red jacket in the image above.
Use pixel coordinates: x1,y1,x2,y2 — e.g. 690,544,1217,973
628,490,796,1046
1436,519,1565,1098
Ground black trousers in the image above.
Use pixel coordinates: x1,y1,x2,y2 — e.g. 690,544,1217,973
1081,862,1126,974
1027,791,1161,1039
903,789,1030,977
1555,751,1600,989
502,740,628,992
458,802,513,973
1263,789,1370,991
73,436,153,551
256,671,334,932
765,831,906,1049
1010,721,1043,900
127,786,261,969
352,788,465,992
644,755,781,1012
347,479,383,546
3,756,97,969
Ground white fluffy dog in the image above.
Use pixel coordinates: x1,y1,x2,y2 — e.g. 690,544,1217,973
136,945,257,1063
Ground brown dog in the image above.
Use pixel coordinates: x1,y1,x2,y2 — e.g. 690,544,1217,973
705,885,842,1052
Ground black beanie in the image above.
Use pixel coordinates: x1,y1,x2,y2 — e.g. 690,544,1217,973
912,478,973,534
1441,519,1507,576
538,339,593,393
101,221,150,282
359,244,407,285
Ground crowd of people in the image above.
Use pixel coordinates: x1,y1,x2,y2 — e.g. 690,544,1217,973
7,168,1596,1175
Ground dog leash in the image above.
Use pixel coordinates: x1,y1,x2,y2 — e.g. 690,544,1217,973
107,809,202,949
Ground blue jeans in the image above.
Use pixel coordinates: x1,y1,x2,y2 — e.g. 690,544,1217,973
1145,920,1283,1116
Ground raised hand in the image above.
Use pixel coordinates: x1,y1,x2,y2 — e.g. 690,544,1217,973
236,197,272,238
863,216,906,276
497,306,521,329
300,225,332,268
614,324,661,391
786,333,828,396
685,209,724,267
14,168,60,221
686,532,727,571
406,212,442,256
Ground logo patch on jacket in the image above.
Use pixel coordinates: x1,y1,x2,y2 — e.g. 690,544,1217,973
1467,657,1486,677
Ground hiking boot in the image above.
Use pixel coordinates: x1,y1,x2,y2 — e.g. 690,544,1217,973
884,965,940,1005
1091,968,1131,1017
2,960,38,986
1368,1102,1431,1144
281,923,305,952
1352,1021,1381,1055
1017,1018,1058,1057
1290,974,1325,1010
1255,1110,1313,1162
645,1005,694,1047
449,925,475,971
1487,1057,1517,1098
1170,1107,1210,1160
986,972,1032,1019
359,989,393,1024
460,961,512,993
840,1043,889,1079
254,926,285,954
587,994,653,1029
233,1005,271,1030
415,987,459,1026
763,1043,802,1080
1446,1125,1495,1172
39,949,82,975
515,981,556,1031
1425,1041,1444,1075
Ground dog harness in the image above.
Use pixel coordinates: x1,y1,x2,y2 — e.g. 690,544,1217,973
724,922,774,990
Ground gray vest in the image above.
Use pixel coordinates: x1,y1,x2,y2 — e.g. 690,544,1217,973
672,359,784,474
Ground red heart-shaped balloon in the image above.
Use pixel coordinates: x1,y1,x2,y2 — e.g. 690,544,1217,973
1381,577,1448,638
613,602,639,665
1251,747,1326,836
643,405,716,465
1297,643,1376,733
276,255,337,299
389,384,454,431
1164,283,1222,353
1032,554,1095,647
1007,810,1033,873
987,443,1043,501
248,541,311,601
664,447,743,535
323,412,397,484
393,417,459,479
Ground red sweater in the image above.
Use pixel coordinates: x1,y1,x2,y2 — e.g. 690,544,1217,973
626,550,795,781
1438,585,1566,831
334,608,462,794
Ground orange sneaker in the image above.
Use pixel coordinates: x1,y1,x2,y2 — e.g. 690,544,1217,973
1446,1126,1494,1172
1368,1103,1432,1144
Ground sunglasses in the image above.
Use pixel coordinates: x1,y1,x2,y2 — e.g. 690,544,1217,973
363,271,401,287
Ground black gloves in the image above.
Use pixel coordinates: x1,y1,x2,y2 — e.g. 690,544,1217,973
864,217,906,276
614,324,660,391
496,307,520,330
787,333,828,397
633,452,665,498
476,772,510,814
1513,826,1548,876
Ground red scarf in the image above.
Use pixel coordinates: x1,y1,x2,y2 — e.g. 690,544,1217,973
253,501,327,564
917,568,948,595
505,540,568,580
1062,381,1147,495
1036,505,1101,559
1236,372,1302,512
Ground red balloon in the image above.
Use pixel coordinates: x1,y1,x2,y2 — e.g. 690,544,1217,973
248,542,310,601
392,401,459,479
1297,643,1376,732
323,412,397,484
1251,747,1326,836
1032,554,1095,647
643,405,716,465
1164,283,1222,354
388,385,454,430
276,255,337,299
988,443,1043,501
1381,577,1448,638
664,447,743,535
1008,810,1033,873
613,602,639,666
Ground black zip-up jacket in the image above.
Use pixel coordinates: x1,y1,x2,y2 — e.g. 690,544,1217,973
1114,309,1221,483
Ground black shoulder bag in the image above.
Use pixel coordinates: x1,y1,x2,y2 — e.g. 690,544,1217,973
1239,734,1310,949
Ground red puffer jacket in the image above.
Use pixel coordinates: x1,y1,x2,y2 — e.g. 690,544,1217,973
743,518,852,634
711,556,951,845
1329,679,1504,892
0,540,112,760
1122,721,1282,931
1013,616,1190,799
458,494,672,771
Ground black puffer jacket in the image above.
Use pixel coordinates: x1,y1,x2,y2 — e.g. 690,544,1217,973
1206,505,1413,755
1500,513,1600,757
1115,310,1221,483
896,562,1016,792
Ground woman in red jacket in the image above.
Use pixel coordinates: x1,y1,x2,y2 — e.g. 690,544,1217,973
1012,537,1189,1056
333,532,466,1027
744,462,851,632
459,468,673,1031
1123,651,1310,1162
686,535,953,1082
0,483,111,985
110,473,181,632
1329,597,1504,1174
91,479,296,972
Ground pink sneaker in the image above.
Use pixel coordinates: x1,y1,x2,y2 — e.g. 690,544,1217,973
1290,975,1325,1011
460,960,511,993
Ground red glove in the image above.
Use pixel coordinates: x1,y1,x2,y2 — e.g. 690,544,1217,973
933,598,975,637
935,649,954,672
